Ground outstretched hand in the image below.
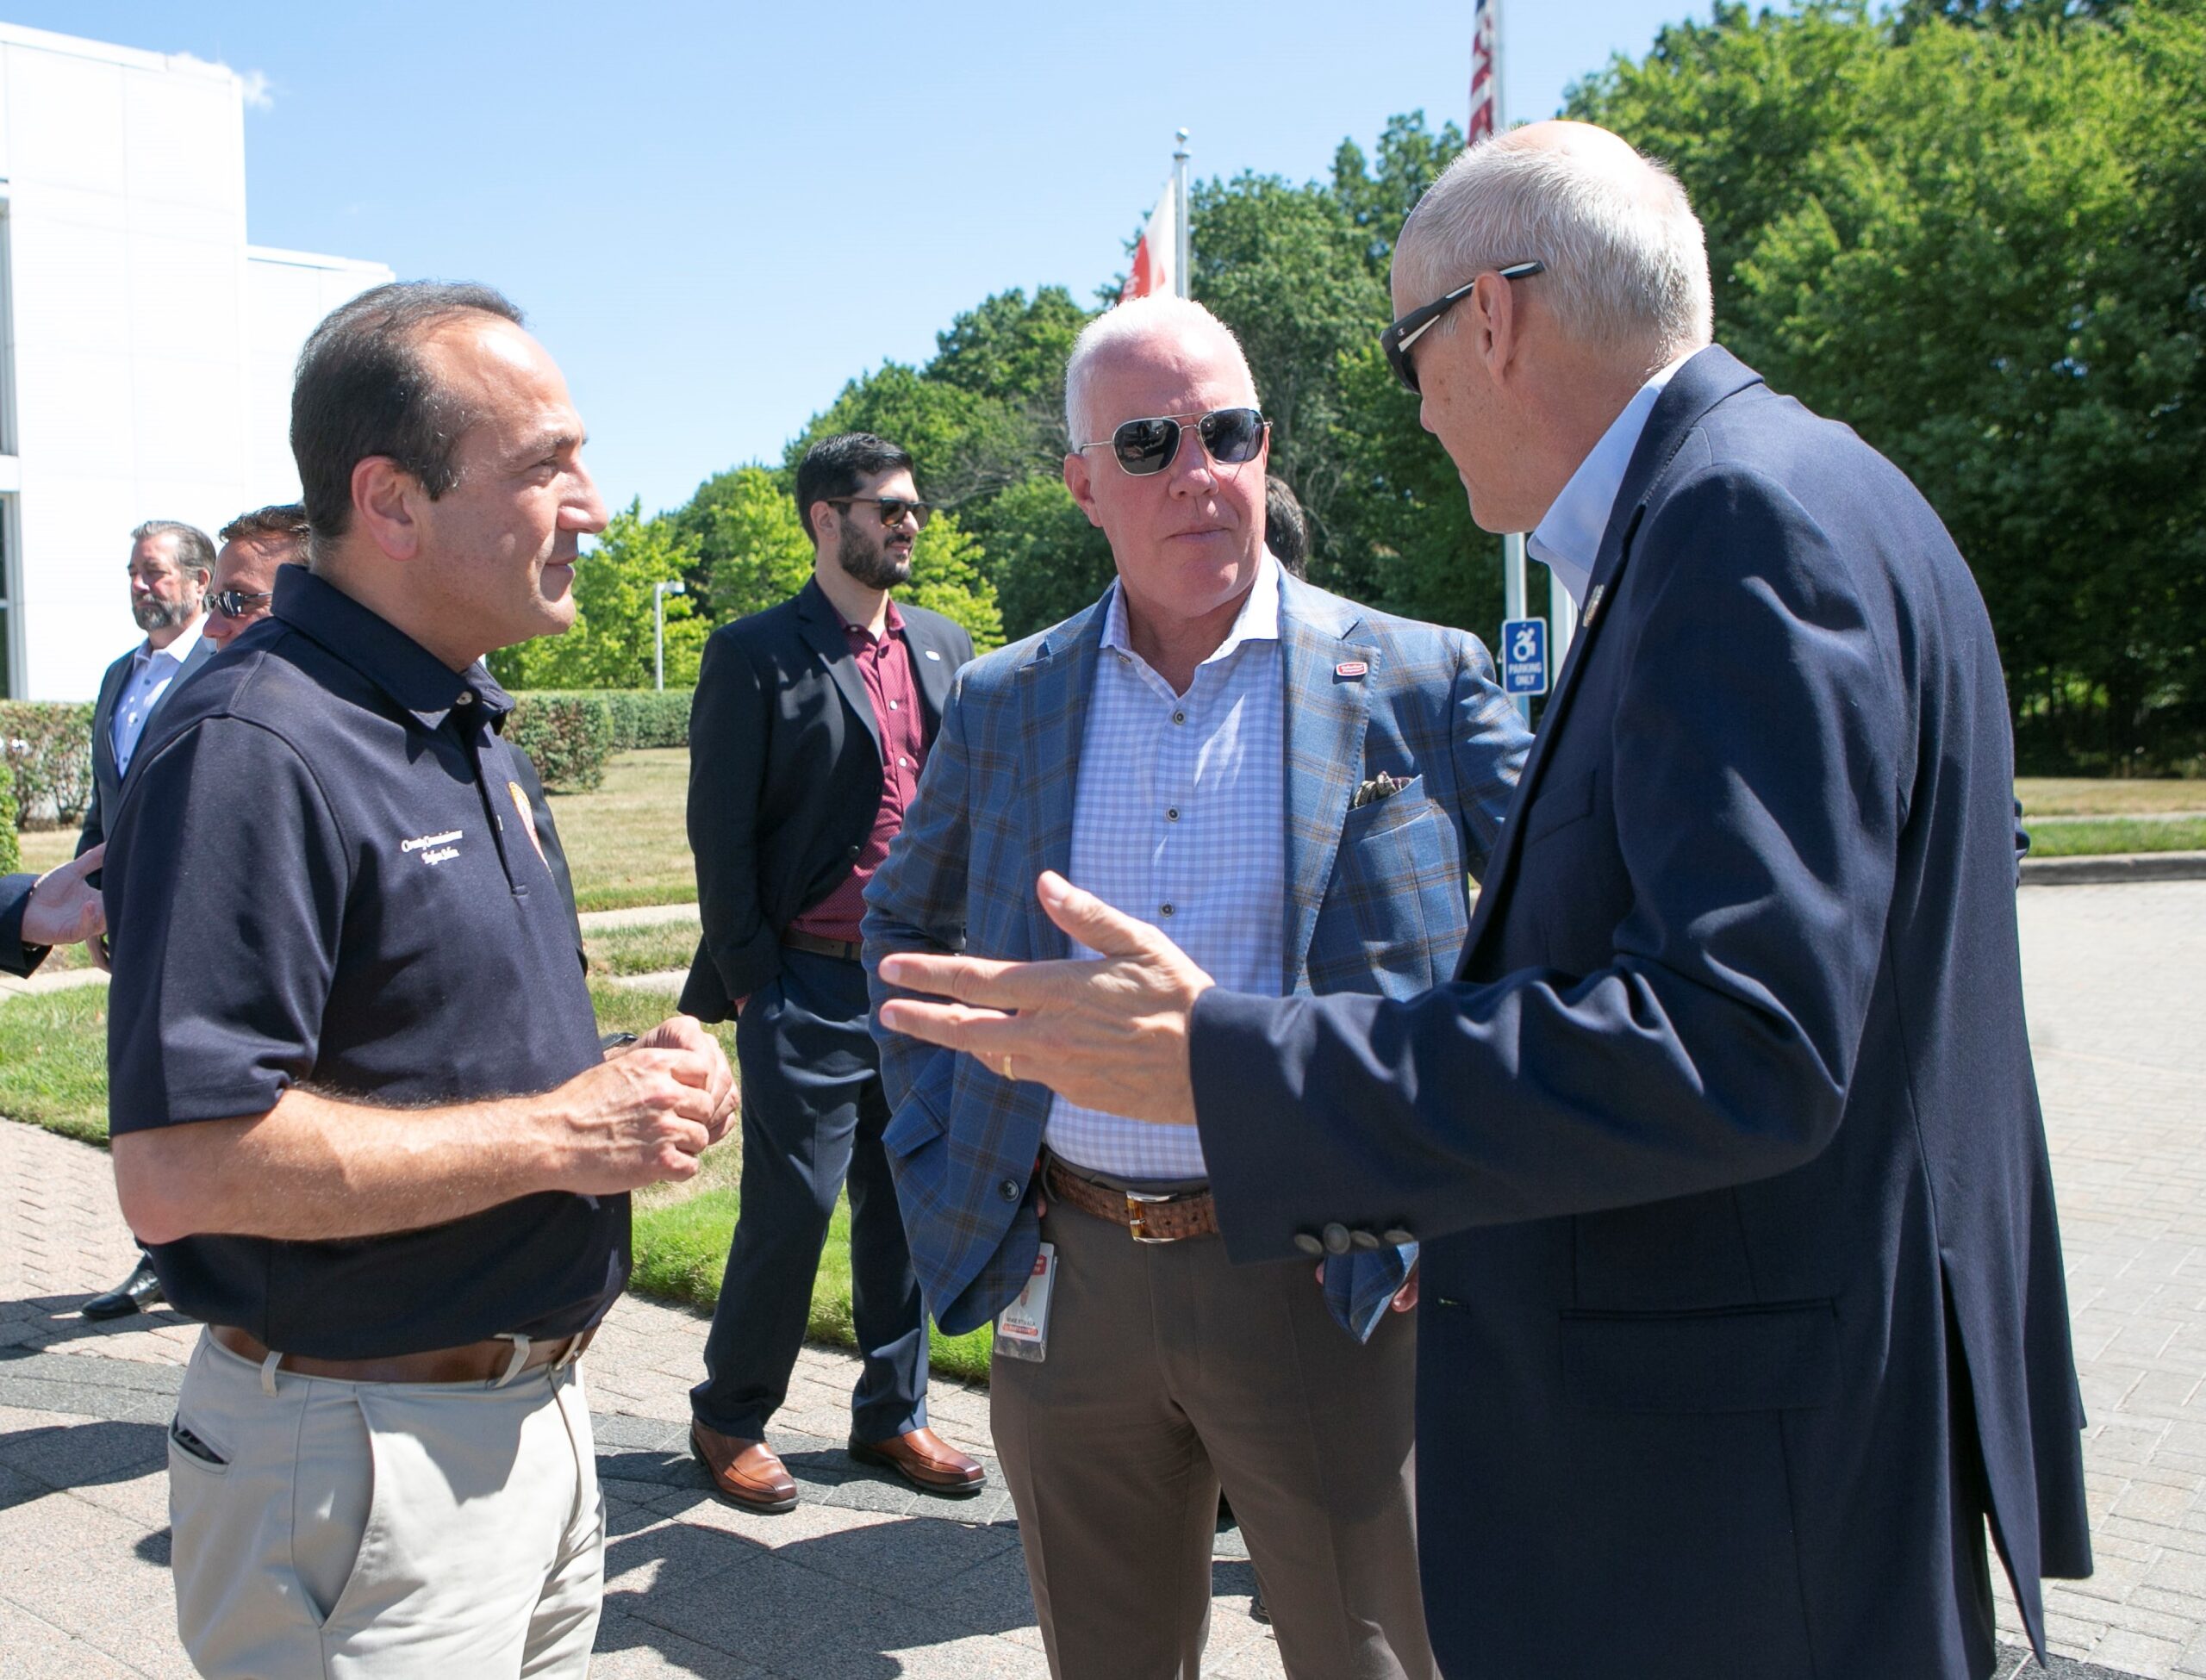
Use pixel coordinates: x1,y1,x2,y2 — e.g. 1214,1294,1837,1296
23,845,107,951
877,871,1213,1127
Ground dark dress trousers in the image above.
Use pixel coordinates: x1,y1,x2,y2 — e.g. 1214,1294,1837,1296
1189,347,2091,1679
78,630,218,856
682,581,971,1442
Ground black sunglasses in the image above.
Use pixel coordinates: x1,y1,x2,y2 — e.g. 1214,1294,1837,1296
208,588,273,619
1380,260,1546,394
826,495,932,530
1075,407,1268,477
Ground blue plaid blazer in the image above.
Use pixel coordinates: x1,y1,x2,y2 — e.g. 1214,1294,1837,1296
863,570,1529,1335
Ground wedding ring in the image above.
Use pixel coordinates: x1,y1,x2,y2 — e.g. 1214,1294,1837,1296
1000,1055,1016,1082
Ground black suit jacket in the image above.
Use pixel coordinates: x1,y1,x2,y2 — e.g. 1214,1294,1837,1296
1191,347,2091,1679
681,581,971,1020
78,627,218,856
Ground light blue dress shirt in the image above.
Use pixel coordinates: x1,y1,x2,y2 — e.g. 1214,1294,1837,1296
111,613,209,778
1527,351,1697,609
1047,552,1287,1181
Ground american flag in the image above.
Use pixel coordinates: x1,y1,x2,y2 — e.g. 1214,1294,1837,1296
1468,0,1499,144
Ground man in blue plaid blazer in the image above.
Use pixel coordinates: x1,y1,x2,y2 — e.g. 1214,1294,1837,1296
863,296,1526,1680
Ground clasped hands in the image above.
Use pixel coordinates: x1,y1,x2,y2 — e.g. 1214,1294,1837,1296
877,871,1212,1129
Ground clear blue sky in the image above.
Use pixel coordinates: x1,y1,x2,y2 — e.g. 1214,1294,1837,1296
11,1,1709,519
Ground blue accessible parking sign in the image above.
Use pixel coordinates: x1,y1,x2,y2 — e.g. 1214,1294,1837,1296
1500,617,1548,696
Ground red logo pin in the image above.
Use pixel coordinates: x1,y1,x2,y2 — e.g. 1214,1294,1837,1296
1335,661,1369,679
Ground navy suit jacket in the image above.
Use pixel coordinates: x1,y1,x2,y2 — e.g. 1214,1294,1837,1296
1192,348,2091,1679
78,629,218,856
2,874,49,978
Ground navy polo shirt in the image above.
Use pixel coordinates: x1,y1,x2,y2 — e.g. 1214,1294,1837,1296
104,567,624,1360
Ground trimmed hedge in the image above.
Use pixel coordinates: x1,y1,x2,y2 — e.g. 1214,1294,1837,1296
0,700,95,826
0,763,17,873
507,694,616,793
517,688,691,751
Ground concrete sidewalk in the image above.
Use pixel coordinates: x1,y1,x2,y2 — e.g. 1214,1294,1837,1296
6,881,2205,1677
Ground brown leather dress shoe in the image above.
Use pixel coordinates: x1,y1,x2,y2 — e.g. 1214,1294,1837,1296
846,1427,987,1497
690,1421,798,1513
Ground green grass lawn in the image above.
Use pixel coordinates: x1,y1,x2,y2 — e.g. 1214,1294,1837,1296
0,979,991,1384
543,749,698,912
584,916,702,980
2013,777,2206,818
2026,816,2206,857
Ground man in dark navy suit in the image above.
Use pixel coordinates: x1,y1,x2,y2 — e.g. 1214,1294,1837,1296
875,121,2091,1678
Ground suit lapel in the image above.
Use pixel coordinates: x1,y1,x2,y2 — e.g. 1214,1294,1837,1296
793,582,882,756
90,653,129,802
1461,346,1766,967
1277,577,1371,992
1016,601,1106,961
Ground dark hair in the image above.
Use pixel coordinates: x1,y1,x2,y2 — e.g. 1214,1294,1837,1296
290,281,524,557
129,520,217,579
218,502,311,558
794,432,916,542
1264,475,1308,577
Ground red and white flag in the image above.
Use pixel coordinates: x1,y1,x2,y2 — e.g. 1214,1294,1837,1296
1119,178,1179,303
1468,0,1499,144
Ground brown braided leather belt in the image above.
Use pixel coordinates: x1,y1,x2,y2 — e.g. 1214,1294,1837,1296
212,1323,595,1385
1043,1153,1218,1244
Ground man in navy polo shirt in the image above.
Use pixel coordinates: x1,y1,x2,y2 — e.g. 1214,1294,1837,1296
102,282,736,1679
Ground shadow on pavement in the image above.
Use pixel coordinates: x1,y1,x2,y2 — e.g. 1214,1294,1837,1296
0,1417,165,1508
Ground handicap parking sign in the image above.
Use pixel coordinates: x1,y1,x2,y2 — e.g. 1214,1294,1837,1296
1500,617,1548,696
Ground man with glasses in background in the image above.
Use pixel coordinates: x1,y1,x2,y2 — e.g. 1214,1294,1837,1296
864,296,1526,1677
202,503,311,650
77,519,219,1321
681,432,982,1511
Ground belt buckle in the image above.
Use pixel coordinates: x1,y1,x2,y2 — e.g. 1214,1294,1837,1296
1125,1190,1176,1245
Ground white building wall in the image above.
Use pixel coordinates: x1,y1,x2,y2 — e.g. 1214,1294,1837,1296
0,23,391,700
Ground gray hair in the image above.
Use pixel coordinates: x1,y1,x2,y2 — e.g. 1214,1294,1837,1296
129,520,217,579
1063,295,1260,445
1395,131,1712,369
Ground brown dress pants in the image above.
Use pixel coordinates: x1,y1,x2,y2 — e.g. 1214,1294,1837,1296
991,1196,1436,1680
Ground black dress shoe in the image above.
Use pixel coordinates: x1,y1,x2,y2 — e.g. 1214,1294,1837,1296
82,1256,165,1321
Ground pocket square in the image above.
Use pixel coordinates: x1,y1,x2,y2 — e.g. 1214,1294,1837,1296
1351,772,1408,810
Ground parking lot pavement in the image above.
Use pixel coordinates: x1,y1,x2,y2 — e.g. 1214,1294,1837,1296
3,881,2201,1677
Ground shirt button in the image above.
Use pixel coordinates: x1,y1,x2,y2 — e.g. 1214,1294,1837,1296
1172,710,1187,725
1166,808,1180,822
999,1179,1021,1203
898,756,911,768
1159,903,1175,918
454,692,474,706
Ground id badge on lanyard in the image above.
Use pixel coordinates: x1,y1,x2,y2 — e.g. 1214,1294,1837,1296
994,1241,1057,1363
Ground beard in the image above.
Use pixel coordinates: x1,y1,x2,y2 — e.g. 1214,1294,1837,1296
132,594,198,634
837,522,913,592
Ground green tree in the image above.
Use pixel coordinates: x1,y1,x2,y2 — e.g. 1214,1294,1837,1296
682,466,814,626
904,512,1006,651
1571,0,2206,768
491,501,706,690
968,475,1117,640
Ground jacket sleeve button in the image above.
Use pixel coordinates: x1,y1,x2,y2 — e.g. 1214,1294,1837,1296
1293,1232,1326,1258
1000,1179,1022,1203
1350,1229,1382,1250
1321,1223,1352,1256
1382,1229,1414,1247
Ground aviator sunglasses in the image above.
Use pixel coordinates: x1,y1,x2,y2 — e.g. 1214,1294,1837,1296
208,588,273,619
1380,260,1546,395
825,495,932,530
1075,406,1268,477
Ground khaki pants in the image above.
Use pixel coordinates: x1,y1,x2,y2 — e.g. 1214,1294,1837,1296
992,1198,1436,1680
168,1328,604,1679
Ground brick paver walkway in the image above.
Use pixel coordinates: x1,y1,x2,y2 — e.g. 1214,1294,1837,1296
3,880,2202,1677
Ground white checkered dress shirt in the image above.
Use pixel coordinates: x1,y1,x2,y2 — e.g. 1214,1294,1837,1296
1044,553,1287,1180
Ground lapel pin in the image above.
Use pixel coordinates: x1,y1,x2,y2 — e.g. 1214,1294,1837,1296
924,648,943,661
1335,660,1369,680
1582,585,1605,627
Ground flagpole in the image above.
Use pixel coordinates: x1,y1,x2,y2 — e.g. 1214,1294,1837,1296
1486,0,1536,723
1173,128,1192,300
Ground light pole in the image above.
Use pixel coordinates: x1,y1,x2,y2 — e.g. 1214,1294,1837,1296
653,579,686,691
